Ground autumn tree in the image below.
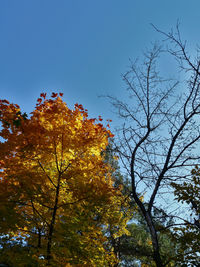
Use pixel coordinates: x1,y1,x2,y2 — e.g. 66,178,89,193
0,93,130,266
108,24,200,266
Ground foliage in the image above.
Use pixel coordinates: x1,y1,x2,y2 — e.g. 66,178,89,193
117,207,178,267
171,166,200,266
0,93,130,266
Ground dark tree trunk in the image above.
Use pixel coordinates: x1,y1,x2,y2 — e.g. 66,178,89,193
46,175,61,265
37,228,41,248
145,212,163,267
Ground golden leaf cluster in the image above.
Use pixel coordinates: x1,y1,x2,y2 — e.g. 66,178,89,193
0,94,130,266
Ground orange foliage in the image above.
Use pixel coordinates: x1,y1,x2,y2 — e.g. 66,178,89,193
0,94,129,266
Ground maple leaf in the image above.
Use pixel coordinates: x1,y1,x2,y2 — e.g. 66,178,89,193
51,92,58,98
98,116,103,121
37,98,42,103
40,93,47,99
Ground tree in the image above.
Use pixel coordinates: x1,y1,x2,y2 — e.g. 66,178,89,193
105,146,177,267
109,24,200,266
0,93,130,266
117,206,178,267
171,166,200,266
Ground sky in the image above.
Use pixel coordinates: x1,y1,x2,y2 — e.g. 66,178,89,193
1,0,200,129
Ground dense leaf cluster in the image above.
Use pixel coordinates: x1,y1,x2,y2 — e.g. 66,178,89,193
0,94,130,266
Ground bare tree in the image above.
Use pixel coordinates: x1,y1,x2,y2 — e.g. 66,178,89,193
109,24,200,266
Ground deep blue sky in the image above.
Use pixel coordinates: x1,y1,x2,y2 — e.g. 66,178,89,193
1,0,200,128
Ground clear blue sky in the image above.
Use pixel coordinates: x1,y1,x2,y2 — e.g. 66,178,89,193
0,0,200,128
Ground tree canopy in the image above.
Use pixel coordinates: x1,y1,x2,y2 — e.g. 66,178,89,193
0,93,130,266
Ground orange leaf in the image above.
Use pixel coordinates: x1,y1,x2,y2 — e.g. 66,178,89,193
51,92,58,98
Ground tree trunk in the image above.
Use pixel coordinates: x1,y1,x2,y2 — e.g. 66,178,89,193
37,228,41,248
46,175,61,265
145,212,163,267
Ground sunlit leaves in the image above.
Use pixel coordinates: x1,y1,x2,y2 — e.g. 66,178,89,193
0,93,129,266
